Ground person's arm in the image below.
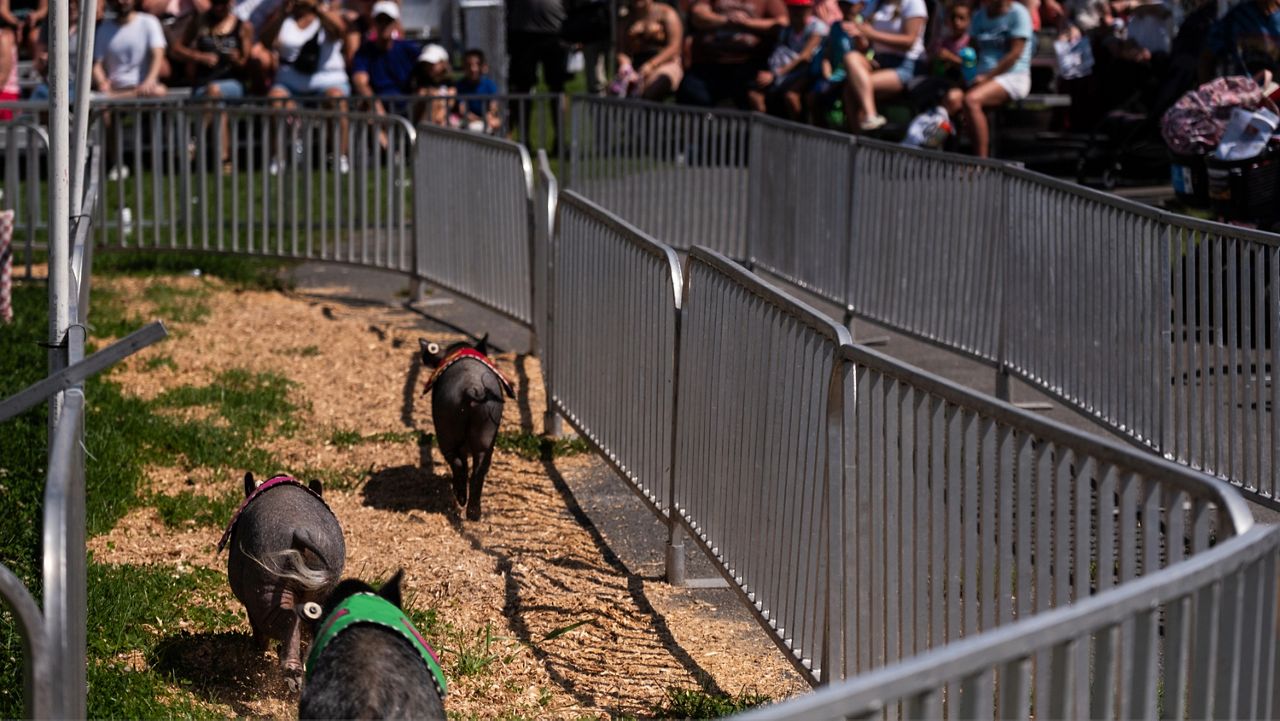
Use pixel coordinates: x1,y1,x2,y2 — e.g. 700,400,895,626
974,36,1024,82
230,18,253,66
312,0,346,38
689,0,730,31
860,6,926,51
137,45,167,93
169,16,217,66
351,69,371,95
936,45,962,65
639,5,684,76
257,0,291,48
0,0,20,30
92,58,112,92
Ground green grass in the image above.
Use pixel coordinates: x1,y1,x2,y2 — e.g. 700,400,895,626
150,489,243,529
329,428,420,449
144,354,179,371
652,686,773,719
0,263,299,717
494,431,591,461
280,344,322,357
92,251,297,292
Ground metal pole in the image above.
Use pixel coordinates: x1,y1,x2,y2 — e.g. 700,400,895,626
70,0,99,216
48,0,71,444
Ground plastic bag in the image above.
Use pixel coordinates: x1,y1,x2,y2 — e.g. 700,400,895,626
902,106,953,149
1053,35,1094,80
1215,107,1279,160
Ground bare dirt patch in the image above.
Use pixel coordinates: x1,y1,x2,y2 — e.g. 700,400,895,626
89,272,806,718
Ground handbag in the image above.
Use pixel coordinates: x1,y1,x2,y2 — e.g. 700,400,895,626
290,25,324,74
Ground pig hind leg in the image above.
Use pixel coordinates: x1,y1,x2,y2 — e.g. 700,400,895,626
445,450,469,508
466,449,493,522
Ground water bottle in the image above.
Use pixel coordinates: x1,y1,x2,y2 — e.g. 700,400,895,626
960,47,978,86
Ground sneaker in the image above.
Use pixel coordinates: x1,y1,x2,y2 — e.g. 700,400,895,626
338,154,350,175
107,164,130,182
268,159,282,176
859,114,888,132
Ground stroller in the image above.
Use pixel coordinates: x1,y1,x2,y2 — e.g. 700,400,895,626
1073,2,1213,188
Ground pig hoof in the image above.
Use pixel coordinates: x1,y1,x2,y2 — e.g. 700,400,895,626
285,675,303,694
466,504,482,522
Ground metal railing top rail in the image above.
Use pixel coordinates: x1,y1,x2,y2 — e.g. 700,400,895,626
559,190,683,299
689,246,853,345
739,522,1280,721
751,112,856,144
0,561,49,718
571,94,757,121
840,341,1258,535
417,118,530,164
854,134,1018,170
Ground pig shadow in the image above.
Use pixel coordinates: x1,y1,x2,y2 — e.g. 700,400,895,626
150,631,297,714
361,463,458,517
513,354,535,432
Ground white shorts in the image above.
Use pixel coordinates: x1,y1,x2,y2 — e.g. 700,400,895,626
993,72,1032,102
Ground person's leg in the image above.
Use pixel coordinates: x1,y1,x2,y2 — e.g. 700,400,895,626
582,40,607,95
248,43,276,94
267,84,292,173
537,33,570,150
324,84,350,169
507,31,538,142
676,63,716,106
843,51,877,125
961,79,1010,158
639,61,682,101
746,67,771,112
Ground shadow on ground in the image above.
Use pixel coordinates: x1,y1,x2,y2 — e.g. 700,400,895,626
362,464,457,517
150,631,296,716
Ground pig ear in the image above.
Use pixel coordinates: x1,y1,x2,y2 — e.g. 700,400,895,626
475,333,490,356
380,569,406,608
308,479,323,496
243,472,256,497
419,339,441,364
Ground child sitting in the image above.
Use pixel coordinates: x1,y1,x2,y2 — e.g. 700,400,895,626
807,0,861,126
766,0,829,118
929,0,973,82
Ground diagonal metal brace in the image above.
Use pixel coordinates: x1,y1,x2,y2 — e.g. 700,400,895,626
0,321,168,423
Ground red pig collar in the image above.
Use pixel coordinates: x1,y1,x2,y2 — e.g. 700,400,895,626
216,475,335,553
422,348,515,399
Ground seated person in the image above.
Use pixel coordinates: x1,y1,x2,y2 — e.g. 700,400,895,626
928,0,972,82
232,0,283,91
92,0,169,97
259,0,348,99
351,0,421,115
141,0,210,82
841,0,929,131
943,0,1033,157
611,0,684,100
338,0,370,65
454,48,502,132
766,0,827,119
414,42,455,125
676,0,787,111
4,0,48,59
1202,0,1280,79
169,0,252,97
808,0,860,126
29,0,85,101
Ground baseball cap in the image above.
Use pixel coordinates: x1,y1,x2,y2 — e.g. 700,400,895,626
785,0,812,6
418,43,449,65
371,0,399,19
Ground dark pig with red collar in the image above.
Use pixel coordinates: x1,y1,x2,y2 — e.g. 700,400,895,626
419,334,515,521
219,472,346,679
297,570,446,719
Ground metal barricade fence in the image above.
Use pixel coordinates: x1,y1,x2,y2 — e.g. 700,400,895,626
672,246,852,684
92,100,415,274
548,192,683,513
744,523,1280,721
746,117,854,308
845,139,1008,363
0,117,50,279
567,97,752,258
1161,214,1280,502
827,341,1255,686
1002,168,1169,453
414,123,536,326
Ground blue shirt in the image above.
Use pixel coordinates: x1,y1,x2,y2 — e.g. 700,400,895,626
969,2,1033,76
352,39,421,95
455,75,499,116
1208,0,1280,75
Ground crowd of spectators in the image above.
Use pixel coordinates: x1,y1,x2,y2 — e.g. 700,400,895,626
0,0,1275,160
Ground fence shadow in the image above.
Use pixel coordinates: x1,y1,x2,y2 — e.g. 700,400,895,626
150,630,296,715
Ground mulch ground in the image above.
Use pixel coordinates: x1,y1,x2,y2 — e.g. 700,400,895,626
85,271,807,719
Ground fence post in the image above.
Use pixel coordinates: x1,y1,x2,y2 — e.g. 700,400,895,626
842,139,859,330
995,168,1012,402
665,262,687,586
409,126,425,305
822,352,851,685
536,150,561,437
743,116,762,270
